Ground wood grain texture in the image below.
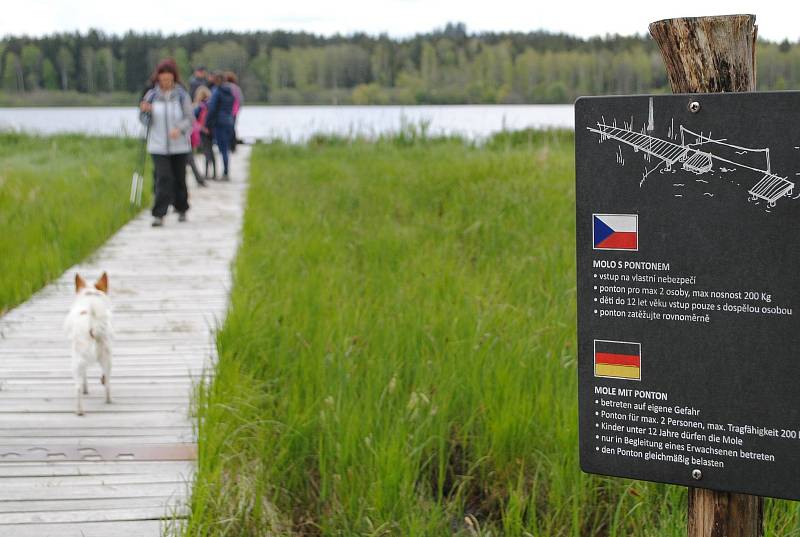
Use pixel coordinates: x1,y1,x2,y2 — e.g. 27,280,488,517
0,148,249,535
649,14,762,537
649,15,757,93
688,488,763,537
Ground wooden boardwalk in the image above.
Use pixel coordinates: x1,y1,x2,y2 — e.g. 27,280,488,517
0,148,249,536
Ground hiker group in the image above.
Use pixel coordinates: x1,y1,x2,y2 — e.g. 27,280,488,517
139,59,243,227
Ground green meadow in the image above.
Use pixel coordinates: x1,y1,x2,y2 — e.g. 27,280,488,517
0,133,144,313
187,132,697,536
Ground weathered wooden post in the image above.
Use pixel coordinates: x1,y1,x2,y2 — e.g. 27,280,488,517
649,14,762,537
649,15,757,93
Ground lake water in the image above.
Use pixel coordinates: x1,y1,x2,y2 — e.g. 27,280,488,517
0,105,573,142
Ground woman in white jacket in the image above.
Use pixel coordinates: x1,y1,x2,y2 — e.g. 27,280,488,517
139,59,195,227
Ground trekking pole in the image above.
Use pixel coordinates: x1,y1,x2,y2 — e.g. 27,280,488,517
136,121,149,207
130,115,151,207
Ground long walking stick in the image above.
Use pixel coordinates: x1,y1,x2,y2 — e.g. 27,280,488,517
130,120,150,207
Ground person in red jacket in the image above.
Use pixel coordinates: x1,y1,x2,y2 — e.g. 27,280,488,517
225,71,244,153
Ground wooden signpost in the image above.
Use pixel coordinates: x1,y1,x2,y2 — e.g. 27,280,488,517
573,13,800,537
649,15,762,537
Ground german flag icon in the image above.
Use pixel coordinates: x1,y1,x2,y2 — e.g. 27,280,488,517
594,340,641,381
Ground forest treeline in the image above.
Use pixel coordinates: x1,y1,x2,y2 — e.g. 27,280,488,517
1,23,799,105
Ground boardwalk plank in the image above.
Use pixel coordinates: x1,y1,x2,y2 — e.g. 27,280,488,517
0,495,184,513
0,520,166,537
0,461,194,477
0,505,187,525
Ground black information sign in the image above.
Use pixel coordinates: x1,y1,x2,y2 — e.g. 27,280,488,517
576,92,800,500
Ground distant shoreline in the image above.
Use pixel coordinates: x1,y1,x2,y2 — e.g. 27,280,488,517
0,90,581,108
0,102,578,109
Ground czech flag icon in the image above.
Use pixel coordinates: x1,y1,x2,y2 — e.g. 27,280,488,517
594,340,641,381
593,214,638,251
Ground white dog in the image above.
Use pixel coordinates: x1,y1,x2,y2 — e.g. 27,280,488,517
63,273,112,415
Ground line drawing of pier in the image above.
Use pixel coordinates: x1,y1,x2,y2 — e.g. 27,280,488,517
588,119,795,209
680,126,794,207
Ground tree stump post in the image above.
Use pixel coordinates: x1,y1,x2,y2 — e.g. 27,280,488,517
648,14,763,537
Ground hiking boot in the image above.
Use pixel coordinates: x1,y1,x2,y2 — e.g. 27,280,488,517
178,212,187,222
151,217,163,227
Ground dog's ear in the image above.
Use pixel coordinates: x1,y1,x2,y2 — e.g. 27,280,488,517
94,272,109,294
75,274,86,293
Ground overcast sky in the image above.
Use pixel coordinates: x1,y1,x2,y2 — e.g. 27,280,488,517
3,1,797,42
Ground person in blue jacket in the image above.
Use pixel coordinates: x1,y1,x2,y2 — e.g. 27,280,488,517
204,72,235,181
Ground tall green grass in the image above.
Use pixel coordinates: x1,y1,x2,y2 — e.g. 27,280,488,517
0,133,146,312
188,132,800,535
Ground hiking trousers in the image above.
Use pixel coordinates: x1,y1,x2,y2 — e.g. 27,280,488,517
213,125,233,176
151,153,190,218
